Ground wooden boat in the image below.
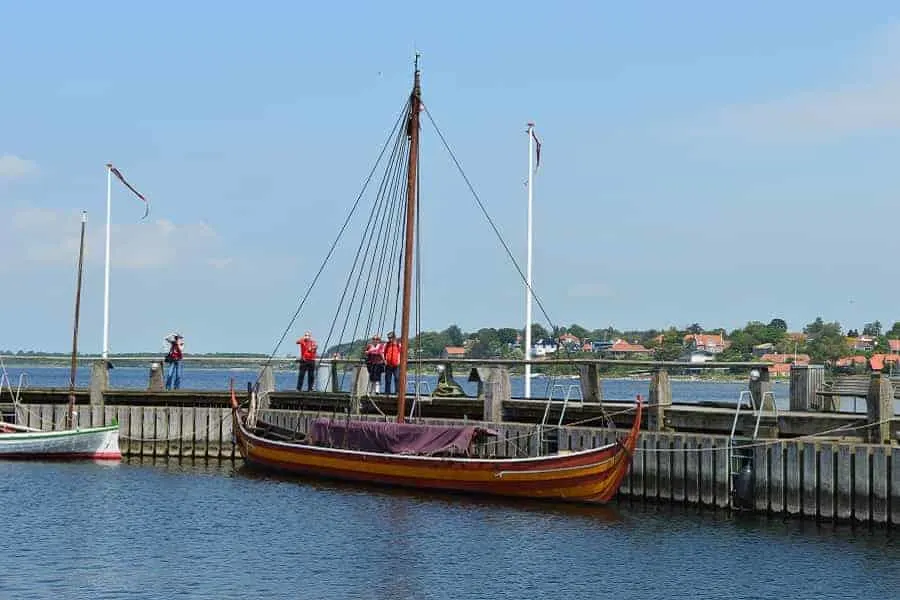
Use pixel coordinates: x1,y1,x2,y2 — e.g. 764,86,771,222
231,58,641,503
0,212,121,461
0,422,121,460
232,391,639,503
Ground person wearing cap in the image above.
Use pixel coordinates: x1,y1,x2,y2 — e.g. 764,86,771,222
296,331,318,392
383,332,402,395
364,334,386,394
164,333,185,390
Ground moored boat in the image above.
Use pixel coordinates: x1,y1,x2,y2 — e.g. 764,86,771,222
231,58,641,503
232,391,640,503
0,211,121,462
0,422,121,460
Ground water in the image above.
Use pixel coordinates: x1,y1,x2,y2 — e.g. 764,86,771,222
5,363,890,413
1,459,896,600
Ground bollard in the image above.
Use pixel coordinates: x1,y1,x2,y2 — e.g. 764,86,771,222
89,360,109,405
148,362,164,391
648,368,672,431
749,367,773,411
577,364,603,404
482,367,510,424
866,372,893,444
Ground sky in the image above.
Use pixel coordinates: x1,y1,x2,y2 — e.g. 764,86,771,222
3,1,900,354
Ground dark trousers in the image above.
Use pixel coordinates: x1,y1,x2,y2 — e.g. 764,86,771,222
297,360,315,391
383,365,399,395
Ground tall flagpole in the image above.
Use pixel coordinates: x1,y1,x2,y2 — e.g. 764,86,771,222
102,163,112,362
524,123,535,399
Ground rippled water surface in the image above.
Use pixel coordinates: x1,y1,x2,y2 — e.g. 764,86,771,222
1,459,896,600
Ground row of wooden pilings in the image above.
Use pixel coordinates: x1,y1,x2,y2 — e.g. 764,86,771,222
11,398,899,525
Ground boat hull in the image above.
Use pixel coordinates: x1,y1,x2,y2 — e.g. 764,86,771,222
0,425,122,460
232,401,641,504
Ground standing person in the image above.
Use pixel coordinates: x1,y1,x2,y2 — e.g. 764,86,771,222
296,331,318,392
383,332,402,395
364,334,385,395
164,333,184,390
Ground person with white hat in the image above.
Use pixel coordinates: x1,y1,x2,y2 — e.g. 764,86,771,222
164,333,185,390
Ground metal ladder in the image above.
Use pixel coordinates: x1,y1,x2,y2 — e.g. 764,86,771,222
407,380,432,420
727,389,777,509
537,383,582,455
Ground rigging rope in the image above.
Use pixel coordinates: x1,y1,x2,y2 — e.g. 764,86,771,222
254,100,412,387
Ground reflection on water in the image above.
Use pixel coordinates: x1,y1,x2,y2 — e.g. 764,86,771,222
3,457,898,600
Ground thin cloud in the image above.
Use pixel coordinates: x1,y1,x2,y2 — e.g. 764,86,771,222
0,155,38,178
1,207,231,271
696,22,900,143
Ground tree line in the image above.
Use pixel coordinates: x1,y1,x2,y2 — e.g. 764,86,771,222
326,317,900,365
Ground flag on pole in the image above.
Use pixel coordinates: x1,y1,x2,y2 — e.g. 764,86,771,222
531,129,542,171
107,163,150,219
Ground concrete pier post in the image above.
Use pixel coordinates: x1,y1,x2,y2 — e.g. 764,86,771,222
789,364,827,411
89,360,108,405
648,368,672,431
865,372,893,444
148,362,164,391
482,367,510,424
749,367,773,411
257,365,275,410
577,364,603,404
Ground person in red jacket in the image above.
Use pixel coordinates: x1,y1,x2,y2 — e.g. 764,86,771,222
383,332,402,395
296,331,318,391
364,334,385,394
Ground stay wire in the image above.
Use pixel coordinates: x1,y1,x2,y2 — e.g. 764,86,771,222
421,105,558,335
321,107,409,359
257,100,410,389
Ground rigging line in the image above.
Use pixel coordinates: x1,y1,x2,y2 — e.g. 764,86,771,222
421,106,559,334
257,101,411,377
361,136,406,330
320,110,409,357
375,151,408,333
365,150,407,336
346,132,409,348
414,141,422,382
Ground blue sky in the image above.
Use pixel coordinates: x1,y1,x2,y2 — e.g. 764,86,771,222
3,1,900,354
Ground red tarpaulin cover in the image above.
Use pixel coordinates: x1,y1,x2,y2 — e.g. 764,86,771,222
310,418,497,456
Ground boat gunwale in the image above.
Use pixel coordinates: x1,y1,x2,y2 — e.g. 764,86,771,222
0,423,120,441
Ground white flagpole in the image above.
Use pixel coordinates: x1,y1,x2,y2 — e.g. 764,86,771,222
102,163,112,362
524,123,535,399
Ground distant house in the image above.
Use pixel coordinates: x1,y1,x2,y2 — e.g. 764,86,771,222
441,346,466,359
760,352,810,365
532,338,558,357
869,353,900,372
833,355,868,371
847,336,875,352
589,340,613,353
684,333,727,355
752,343,775,357
681,349,716,364
889,339,900,353
604,339,650,359
558,333,581,350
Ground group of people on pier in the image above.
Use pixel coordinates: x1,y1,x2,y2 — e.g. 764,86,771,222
295,331,402,395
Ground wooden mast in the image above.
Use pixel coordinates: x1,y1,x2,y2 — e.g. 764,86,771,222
66,211,87,430
396,56,421,424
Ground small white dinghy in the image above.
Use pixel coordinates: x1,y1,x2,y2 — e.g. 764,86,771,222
0,211,121,462
0,422,121,460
